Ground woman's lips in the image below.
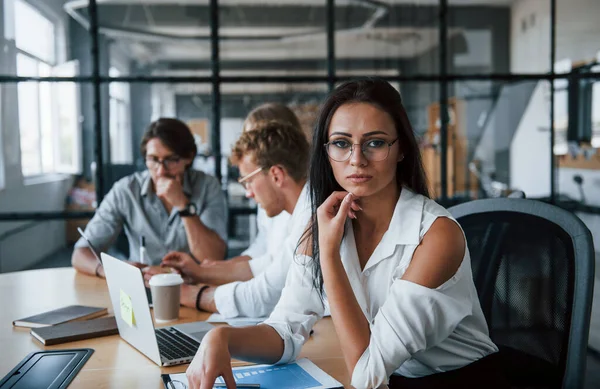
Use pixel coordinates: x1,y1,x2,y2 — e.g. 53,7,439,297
347,174,373,183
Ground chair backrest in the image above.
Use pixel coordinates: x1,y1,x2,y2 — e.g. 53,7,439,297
449,198,595,389
507,190,526,199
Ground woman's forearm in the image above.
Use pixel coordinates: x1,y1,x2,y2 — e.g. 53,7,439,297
217,325,285,364
321,250,371,374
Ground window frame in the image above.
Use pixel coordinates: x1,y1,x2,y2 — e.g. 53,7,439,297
589,64,600,148
108,67,133,165
13,0,81,179
0,83,4,191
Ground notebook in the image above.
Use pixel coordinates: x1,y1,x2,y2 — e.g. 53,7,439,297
30,316,119,345
162,358,343,389
13,305,108,328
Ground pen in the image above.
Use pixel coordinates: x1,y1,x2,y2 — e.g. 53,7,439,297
213,384,260,388
139,235,146,265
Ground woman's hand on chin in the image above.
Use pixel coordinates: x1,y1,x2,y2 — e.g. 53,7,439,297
317,191,362,254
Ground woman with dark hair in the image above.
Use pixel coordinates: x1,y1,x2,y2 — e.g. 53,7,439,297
185,79,506,389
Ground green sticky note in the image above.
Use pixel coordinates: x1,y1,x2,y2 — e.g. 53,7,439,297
120,289,135,327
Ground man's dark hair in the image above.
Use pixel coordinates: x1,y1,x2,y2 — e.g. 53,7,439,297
140,118,198,166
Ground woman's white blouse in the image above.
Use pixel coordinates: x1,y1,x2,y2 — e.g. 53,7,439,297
263,188,498,389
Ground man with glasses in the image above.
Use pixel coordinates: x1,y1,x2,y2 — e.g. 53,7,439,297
158,121,310,319
72,118,227,278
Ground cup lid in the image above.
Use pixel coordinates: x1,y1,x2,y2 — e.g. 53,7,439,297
149,273,183,287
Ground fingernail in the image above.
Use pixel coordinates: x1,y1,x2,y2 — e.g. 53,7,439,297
345,193,352,203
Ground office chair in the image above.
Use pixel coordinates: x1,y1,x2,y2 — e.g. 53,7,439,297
507,190,526,199
449,198,595,389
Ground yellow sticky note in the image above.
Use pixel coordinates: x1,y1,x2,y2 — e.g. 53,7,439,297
120,289,135,327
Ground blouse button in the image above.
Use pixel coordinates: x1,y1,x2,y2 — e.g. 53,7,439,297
364,270,371,277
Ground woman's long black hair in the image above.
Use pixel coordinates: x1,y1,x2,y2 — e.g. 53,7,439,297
298,78,431,300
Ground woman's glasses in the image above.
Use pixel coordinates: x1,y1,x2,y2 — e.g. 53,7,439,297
324,138,398,162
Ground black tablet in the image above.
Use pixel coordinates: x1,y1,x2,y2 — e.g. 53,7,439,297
0,348,94,389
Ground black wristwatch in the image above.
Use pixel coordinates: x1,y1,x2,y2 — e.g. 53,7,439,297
178,202,198,217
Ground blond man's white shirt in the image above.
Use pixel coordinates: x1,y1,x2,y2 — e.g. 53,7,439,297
214,185,310,318
242,207,291,276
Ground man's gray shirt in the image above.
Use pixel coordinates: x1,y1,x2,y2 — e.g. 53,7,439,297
75,169,227,265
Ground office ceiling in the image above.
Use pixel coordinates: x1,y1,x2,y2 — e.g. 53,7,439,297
78,0,514,5
64,0,511,70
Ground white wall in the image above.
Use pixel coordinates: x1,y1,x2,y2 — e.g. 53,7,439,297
0,0,73,272
551,0,600,217
511,0,600,352
510,0,551,73
511,0,600,73
509,82,551,198
558,169,600,246
151,83,177,121
511,0,600,231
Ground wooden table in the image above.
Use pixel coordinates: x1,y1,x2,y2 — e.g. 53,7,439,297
0,268,349,388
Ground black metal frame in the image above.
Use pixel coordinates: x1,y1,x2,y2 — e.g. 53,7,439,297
550,0,556,203
439,0,448,202
1,0,599,222
210,0,221,183
3,72,600,84
89,0,104,204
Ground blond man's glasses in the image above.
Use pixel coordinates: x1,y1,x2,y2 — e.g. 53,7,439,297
238,166,265,190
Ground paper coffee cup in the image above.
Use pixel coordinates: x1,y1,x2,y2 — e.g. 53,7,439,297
149,273,183,322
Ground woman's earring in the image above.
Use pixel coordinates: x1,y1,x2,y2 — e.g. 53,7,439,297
398,154,405,162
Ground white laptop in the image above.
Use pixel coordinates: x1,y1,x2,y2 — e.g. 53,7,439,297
102,253,214,366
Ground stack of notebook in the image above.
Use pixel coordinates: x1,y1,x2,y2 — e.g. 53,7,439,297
13,305,118,345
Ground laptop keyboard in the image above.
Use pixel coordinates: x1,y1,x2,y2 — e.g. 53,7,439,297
156,327,200,361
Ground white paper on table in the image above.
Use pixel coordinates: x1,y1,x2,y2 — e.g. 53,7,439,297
206,313,267,327
163,358,342,389
206,303,330,327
